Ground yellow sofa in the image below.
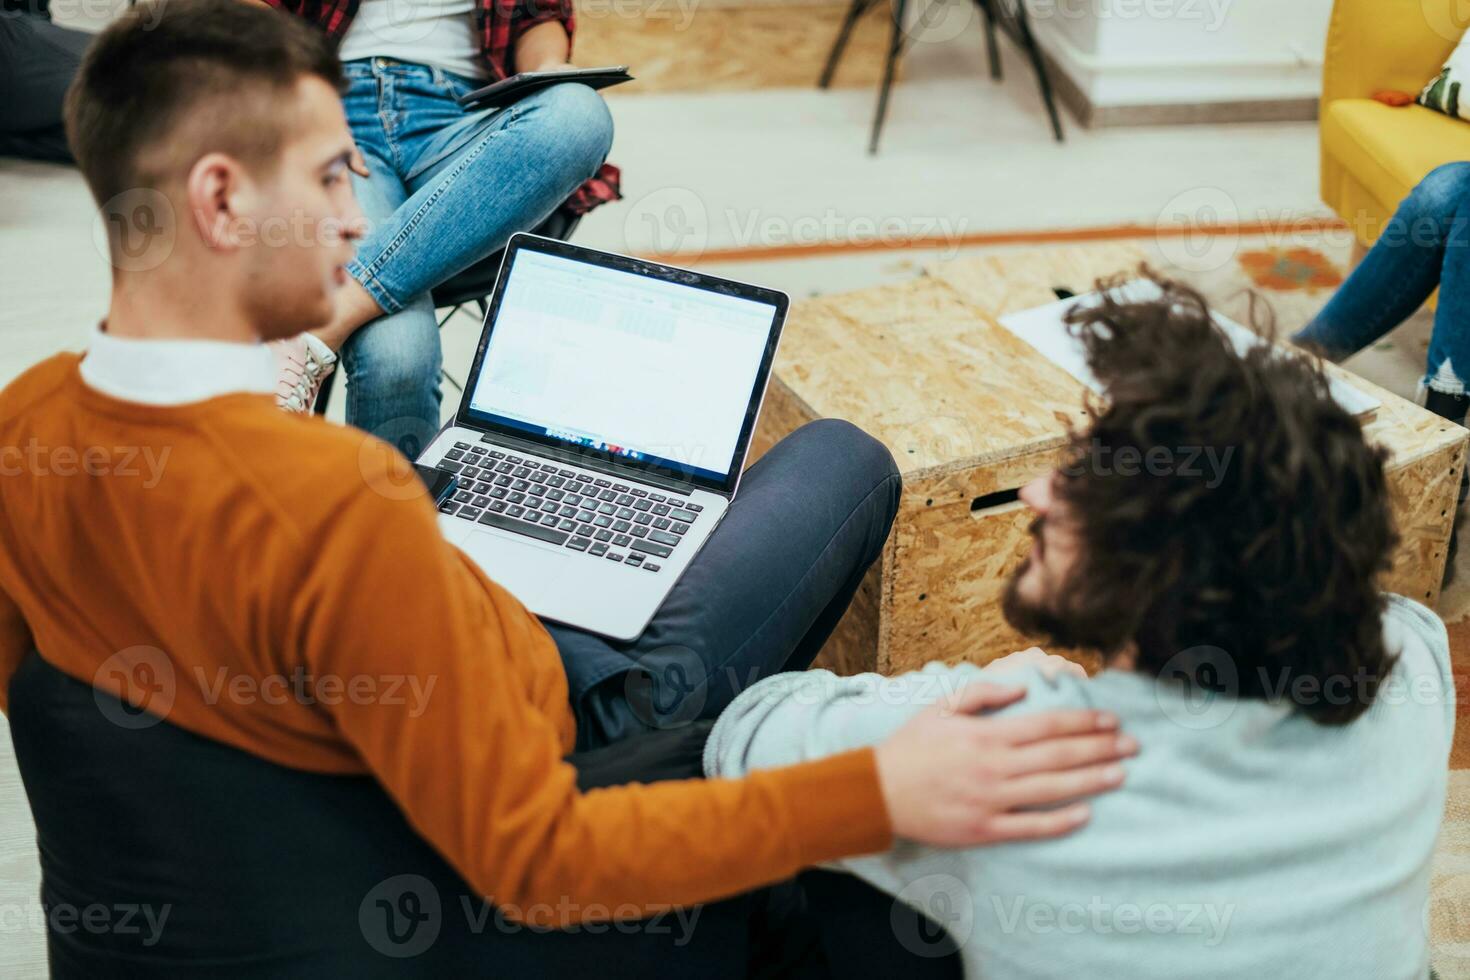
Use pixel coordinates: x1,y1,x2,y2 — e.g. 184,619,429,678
1321,0,1470,248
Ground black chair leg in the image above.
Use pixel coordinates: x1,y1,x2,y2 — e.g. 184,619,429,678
869,0,909,154
1012,0,1064,141
433,299,485,396
976,0,1002,81
819,0,881,88
436,302,464,331
312,367,335,416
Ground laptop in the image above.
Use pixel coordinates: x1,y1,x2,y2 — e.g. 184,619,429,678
418,233,789,641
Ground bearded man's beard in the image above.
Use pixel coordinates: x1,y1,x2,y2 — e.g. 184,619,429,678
1000,547,1098,653
1003,555,1063,639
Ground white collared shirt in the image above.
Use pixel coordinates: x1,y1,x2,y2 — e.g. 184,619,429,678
79,326,275,407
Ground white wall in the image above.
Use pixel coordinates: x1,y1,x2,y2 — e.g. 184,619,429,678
1027,0,1333,110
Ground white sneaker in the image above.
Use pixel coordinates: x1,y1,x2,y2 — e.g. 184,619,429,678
270,333,338,414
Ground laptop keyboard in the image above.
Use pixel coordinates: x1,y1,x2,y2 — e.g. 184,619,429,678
432,441,704,573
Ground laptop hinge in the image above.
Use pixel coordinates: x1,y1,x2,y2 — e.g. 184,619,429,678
478,431,706,496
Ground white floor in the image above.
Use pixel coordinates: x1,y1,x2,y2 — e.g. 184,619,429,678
0,11,1334,976
0,9,1324,396
0,90,1323,401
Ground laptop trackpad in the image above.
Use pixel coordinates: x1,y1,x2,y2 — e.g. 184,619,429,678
456,532,561,609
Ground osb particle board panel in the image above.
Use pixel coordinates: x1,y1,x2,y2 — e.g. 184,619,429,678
1383,443,1465,608
747,374,815,467
750,249,1470,677
876,443,1068,671
1346,365,1467,470
1339,365,1468,608
765,278,1090,479
928,242,1469,601
925,242,1151,317
574,1,900,95
882,496,1036,674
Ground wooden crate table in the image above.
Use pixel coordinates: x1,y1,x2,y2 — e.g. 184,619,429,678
748,246,1469,677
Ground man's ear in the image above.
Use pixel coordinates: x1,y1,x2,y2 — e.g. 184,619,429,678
186,152,253,252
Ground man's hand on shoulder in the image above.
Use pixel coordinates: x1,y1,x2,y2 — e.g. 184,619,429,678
873,682,1134,848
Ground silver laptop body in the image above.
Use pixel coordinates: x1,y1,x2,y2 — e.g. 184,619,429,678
418,234,789,641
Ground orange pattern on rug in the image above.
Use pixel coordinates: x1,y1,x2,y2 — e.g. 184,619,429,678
1238,247,1345,292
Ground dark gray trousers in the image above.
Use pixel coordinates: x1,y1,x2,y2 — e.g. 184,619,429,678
0,10,91,162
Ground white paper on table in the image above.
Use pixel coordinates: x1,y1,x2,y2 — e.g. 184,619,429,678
996,280,1381,418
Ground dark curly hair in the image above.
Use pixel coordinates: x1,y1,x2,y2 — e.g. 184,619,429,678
1013,272,1399,725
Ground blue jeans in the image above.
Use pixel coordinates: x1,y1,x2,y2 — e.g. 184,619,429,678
547,420,904,750
340,58,615,455
1293,162,1470,395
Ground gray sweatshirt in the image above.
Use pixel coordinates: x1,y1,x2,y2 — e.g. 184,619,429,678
705,594,1452,979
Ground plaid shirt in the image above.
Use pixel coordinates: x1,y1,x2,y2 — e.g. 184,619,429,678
263,0,620,215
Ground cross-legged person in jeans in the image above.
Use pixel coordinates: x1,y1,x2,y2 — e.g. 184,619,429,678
1293,162,1470,424
1292,162,1470,569
257,0,619,458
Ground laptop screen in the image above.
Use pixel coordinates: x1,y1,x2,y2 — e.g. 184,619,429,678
461,241,785,491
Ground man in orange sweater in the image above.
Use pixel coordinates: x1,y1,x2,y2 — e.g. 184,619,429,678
0,0,1135,971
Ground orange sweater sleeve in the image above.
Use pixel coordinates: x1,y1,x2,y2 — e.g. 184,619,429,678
289,476,892,925
0,583,32,714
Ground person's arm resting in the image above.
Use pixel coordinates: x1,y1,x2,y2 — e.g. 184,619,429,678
291,480,890,927
512,3,573,72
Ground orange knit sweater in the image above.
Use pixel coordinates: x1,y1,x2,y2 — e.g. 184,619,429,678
0,354,891,924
